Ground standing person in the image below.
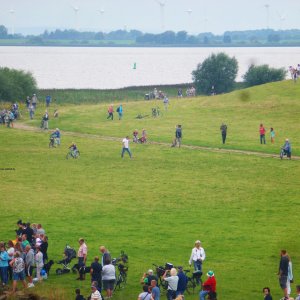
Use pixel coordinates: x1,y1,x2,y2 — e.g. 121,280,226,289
116,104,123,120
287,255,293,298
121,136,132,159
171,125,182,147
29,103,35,120
189,240,206,276
7,240,15,280
278,249,289,300
32,94,38,109
35,247,44,282
199,271,217,300
45,95,51,107
25,96,30,109
270,128,275,144
163,96,169,110
141,269,158,286
0,244,9,286
177,88,183,98
163,268,179,300
262,287,273,300
40,235,48,263
25,245,35,287
53,128,61,146
220,123,228,144
176,266,188,296
133,129,139,143
102,258,116,299
151,279,160,300
259,123,266,144
282,139,292,159
42,111,49,130
107,105,114,120
90,256,102,292
10,251,27,293
77,238,88,280
99,246,111,267
138,285,153,300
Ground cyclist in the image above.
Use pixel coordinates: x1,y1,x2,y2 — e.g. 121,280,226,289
69,142,78,157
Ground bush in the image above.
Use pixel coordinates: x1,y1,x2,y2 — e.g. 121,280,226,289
0,67,37,102
243,64,286,87
192,52,238,95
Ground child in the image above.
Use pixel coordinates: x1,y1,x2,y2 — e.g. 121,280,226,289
75,288,86,300
133,129,138,143
270,128,275,144
35,247,44,281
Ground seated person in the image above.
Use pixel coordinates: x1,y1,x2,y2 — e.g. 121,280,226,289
200,271,216,300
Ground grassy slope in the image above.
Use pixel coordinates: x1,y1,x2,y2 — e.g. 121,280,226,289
1,80,300,300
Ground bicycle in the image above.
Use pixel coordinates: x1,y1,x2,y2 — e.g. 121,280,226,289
152,263,169,290
113,263,128,291
66,149,80,159
184,269,203,295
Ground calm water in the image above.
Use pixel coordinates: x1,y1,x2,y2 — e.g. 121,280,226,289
0,46,298,89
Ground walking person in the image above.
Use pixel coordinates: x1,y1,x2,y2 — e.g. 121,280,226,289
220,123,228,144
259,123,266,144
41,111,49,130
31,94,38,109
270,128,275,144
121,136,132,159
107,105,114,120
278,249,289,300
163,96,169,110
45,95,51,107
116,104,123,120
171,125,182,147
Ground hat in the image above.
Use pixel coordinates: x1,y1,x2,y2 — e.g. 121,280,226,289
148,269,153,274
207,271,214,277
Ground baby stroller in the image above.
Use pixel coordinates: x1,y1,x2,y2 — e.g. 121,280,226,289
56,245,77,275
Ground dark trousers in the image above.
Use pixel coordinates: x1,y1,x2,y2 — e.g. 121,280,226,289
222,133,227,144
78,257,85,279
167,290,176,300
107,113,113,120
260,134,266,144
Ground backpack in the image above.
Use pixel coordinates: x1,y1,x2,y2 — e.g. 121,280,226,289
116,107,120,113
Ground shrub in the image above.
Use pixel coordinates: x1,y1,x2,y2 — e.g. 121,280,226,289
0,67,37,102
192,52,238,95
243,64,286,87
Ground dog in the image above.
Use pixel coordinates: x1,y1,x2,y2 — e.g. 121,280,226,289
43,260,54,276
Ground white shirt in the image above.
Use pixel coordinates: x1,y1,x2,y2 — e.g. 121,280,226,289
122,138,129,148
91,289,102,300
189,247,206,264
164,275,179,291
102,264,116,280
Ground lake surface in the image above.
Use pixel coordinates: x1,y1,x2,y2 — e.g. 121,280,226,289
0,46,298,89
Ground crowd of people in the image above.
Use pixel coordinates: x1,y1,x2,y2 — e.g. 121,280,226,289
0,220,48,294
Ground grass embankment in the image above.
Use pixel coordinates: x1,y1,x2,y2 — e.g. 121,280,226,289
0,80,300,300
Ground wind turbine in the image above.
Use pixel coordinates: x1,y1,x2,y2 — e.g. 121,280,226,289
185,9,192,16
97,9,105,32
264,4,270,29
155,0,166,31
9,9,15,35
71,5,80,31
277,11,286,30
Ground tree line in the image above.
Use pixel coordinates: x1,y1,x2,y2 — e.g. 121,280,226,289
1,25,300,45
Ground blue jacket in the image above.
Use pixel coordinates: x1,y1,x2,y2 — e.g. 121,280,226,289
0,251,9,267
177,271,188,291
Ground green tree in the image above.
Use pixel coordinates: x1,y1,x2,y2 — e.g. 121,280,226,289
192,52,238,95
0,67,37,102
243,64,286,87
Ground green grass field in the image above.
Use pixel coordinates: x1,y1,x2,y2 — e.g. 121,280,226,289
1,80,300,300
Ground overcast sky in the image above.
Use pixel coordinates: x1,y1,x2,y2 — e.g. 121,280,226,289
0,0,299,35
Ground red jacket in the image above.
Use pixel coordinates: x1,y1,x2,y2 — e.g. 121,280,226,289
259,127,266,135
202,276,216,292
